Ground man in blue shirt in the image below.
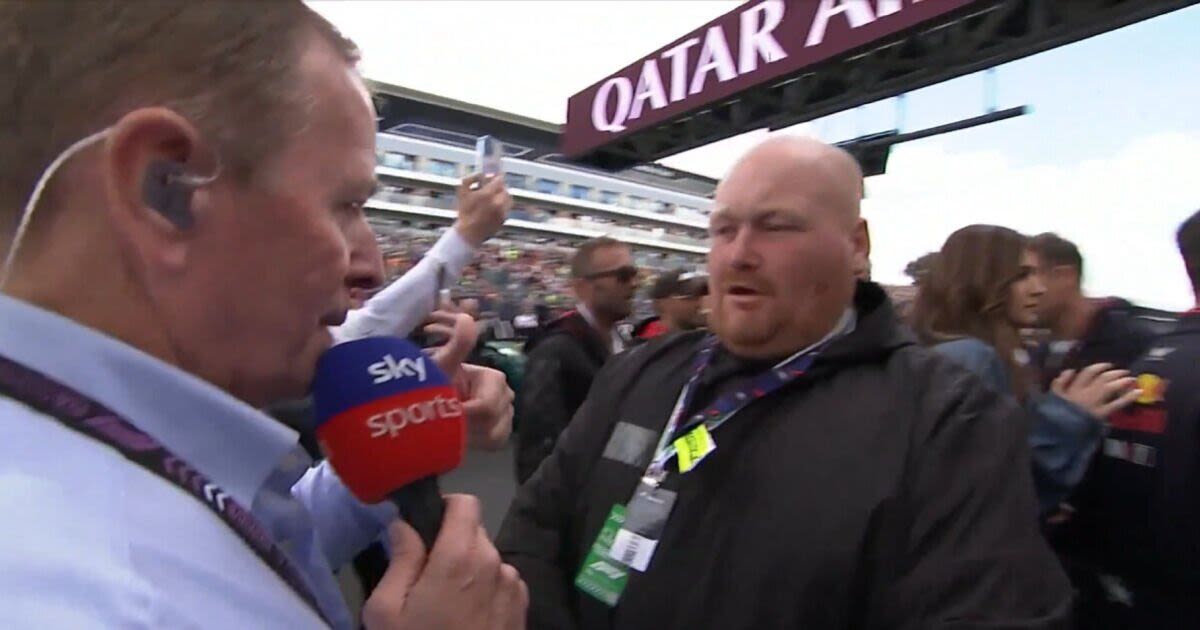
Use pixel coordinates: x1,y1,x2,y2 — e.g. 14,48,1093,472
0,2,525,629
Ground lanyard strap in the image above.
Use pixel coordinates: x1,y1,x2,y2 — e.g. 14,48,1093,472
643,334,827,483
0,355,332,627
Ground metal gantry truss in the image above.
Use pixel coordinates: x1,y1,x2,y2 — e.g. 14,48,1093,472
576,0,1199,171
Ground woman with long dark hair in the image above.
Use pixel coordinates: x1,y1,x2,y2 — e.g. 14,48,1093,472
913,225,1140,513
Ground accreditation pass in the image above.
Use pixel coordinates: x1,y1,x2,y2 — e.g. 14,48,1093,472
607,482,677,572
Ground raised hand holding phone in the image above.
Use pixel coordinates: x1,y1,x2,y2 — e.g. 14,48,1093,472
454,173,511,247
475,135,504,178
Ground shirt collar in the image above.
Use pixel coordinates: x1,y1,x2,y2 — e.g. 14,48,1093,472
0,294,299,507
780,307,857,364
576,302,600,329
576,302,624,354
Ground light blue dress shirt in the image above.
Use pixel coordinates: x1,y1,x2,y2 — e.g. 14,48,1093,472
0,294,394,629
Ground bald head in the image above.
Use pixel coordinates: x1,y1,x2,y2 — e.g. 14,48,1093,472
706,135,870,360
715,136,863,228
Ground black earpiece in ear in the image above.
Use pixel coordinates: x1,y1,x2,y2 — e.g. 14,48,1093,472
142,159,196,230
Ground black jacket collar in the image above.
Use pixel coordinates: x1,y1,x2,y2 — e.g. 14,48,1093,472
525,310,611,364
703,281,915,374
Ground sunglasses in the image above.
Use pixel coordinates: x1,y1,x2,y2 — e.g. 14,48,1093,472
584,265,639,283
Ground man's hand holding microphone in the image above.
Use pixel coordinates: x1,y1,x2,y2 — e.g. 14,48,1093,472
364,496,527,630
308,165,522,628
311,325,526,629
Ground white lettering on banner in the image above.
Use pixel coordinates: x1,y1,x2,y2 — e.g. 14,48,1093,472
689,26,738,96
807,0,925,47
592,77,634,132
588,0,934,134
739,0,787,74
629,59,668,120
368,354,428,384
807,0,879,48
661,37,700,102
366,395,464,438
589,0,786,133
877,0,924,18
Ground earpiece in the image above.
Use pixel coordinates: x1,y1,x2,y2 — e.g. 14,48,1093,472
142,159,197,230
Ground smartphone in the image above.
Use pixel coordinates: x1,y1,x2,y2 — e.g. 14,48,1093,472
434,262,451,309
475,135,504,178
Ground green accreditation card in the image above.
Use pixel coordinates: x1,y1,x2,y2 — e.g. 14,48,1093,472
574,504,629,606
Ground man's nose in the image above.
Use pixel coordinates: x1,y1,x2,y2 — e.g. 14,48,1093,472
346,216,384,293
727,227,760,271
1030,274,1048,297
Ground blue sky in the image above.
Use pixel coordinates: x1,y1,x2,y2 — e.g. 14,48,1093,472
312,1,1200,309
813,6,1200,167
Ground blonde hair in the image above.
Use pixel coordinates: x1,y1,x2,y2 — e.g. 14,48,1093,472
0,0,359,238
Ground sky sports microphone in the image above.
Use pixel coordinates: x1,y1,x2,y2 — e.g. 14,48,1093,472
311,336,466,549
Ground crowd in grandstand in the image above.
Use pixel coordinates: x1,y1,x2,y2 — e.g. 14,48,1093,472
369,219,696,326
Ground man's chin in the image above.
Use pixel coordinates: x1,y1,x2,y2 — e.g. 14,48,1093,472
712,314,772,346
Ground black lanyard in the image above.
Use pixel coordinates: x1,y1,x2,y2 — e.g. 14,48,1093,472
0,354,332,627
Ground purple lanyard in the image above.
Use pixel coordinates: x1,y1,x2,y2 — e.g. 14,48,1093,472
643,335,827,484
0,354,332,627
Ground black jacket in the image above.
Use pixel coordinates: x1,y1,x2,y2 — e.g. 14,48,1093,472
1029,298,1156,390
1031,298,1158,612
515,310,612,484
1063,312,1200,626
497,283,1072,630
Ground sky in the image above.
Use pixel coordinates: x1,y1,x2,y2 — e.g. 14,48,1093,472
309,1,1200,310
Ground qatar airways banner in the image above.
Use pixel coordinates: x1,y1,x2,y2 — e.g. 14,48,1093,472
562,0,982,157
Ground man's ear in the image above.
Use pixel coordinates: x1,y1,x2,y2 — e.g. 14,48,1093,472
102,107,205,272
851,218,871,280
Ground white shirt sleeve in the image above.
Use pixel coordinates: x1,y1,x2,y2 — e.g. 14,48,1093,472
331,227,476,343
290,460,397,570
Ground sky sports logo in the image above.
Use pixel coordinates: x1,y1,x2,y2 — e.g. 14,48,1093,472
367,354,427,384
366,395,464,438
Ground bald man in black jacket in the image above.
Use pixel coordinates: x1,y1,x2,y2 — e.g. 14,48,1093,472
497,137,1071,630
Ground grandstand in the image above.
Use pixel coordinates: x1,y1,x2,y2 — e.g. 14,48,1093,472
364,126,719,323
368,133,712,255
363,81,927,331
359,80,729,324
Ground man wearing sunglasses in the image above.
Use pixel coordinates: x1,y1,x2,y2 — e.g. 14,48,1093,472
514,237,637,483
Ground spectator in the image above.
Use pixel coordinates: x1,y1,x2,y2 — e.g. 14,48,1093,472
1021,232,1159,621
1058,209,1200,628
335,175,511,341
1027,232,1156,389
912,225,1140,514
497,137,1072,629
632,269,708,340
513,237,637,484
